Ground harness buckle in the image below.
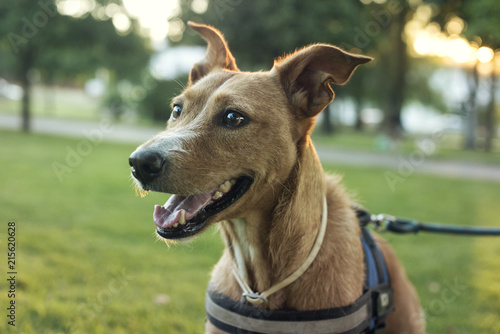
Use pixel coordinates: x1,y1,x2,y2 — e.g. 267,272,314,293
243,292,268,306
370,214,396,232
373,286,395,328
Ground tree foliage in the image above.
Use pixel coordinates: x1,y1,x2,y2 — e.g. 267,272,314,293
0,0,151,131
180,0,367,70
457,0,500,48
426,0,500,49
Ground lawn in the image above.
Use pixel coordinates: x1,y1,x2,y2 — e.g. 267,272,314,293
0,130,499,333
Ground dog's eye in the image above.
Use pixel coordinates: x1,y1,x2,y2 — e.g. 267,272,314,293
172,105,183,120
223,110,245,128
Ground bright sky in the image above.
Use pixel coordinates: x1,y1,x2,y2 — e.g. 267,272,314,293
56,0,209,42
123,0,209,42
122,0,179,42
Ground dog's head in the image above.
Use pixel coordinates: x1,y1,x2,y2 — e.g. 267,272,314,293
129,22,371,240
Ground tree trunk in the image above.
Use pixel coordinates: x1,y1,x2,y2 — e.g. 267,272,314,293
353,88,363,132
383,5,408,138
322,105,333,134
464,63,479,150
20,50,34,133
484,63,496,152
354,108,363,131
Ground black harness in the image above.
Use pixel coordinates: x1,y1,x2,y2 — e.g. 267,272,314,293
205,226,394,334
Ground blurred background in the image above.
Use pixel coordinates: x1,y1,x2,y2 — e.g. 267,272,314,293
1,0,499,148
1,0,499,333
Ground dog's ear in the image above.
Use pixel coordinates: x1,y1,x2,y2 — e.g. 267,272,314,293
273,44,372,117
187,21,239,84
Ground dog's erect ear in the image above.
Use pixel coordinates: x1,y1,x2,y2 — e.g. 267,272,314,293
187,21,238,84
273,44,372,117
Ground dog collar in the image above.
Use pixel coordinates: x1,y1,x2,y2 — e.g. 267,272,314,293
231,195,328,306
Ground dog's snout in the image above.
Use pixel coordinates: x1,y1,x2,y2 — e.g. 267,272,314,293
129,149,166,184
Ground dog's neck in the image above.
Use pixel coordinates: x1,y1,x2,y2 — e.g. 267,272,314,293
219,136,326,308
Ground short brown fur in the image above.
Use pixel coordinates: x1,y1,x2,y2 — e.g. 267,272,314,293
131,22,425,333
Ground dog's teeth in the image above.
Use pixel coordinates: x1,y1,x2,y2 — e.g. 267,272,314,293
173,223,179,228
179,210,186,225
220,180,232,193
213,191,223,200
230,179,236,186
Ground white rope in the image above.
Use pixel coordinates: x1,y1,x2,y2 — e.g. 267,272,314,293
232,195,328,306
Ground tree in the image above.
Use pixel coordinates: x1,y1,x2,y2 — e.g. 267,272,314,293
0,0,151,132
430,0,500,151
461,0,499,152
380,2,409,137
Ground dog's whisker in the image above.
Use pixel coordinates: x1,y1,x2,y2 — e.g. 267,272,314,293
173,78,187,90
128,174,150,198
169,148,190,154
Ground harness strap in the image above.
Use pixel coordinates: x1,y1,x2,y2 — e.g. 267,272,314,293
361,228,389,287
360,227,394,333
206,291,372,334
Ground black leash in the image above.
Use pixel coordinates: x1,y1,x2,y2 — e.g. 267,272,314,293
356,209,500,236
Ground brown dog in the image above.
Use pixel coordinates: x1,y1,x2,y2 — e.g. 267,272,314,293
129,22,424,334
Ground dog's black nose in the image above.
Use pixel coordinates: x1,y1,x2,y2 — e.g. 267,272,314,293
129,149,165,184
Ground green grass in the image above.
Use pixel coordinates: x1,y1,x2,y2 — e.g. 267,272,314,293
1,130,499,333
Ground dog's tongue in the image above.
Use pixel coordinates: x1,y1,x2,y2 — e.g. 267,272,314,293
153,192,213,229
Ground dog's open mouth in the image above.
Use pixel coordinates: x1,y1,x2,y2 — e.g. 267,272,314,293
154,176,253,239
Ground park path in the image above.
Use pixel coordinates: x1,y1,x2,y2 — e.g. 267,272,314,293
1,113,499,183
